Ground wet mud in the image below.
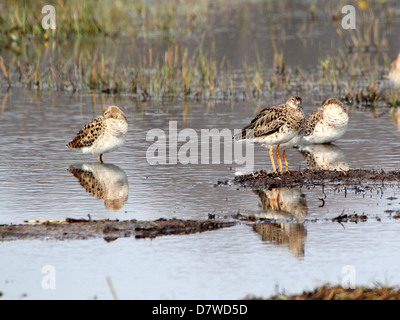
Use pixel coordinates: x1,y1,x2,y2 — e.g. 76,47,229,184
0,212,375,242
247,284,400,300
227,168,400,189
3,169,400,242
0,218,236,242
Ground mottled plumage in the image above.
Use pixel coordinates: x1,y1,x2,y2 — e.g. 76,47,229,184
303,98,348,144
235,96,305,174
68,163,129,211
304,109,323,137
236,98,304,142
67,117,105,149
66,106,128,163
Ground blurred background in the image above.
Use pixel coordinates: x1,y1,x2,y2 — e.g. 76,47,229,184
0,0,399,104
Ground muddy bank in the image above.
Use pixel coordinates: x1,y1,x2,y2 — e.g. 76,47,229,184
227,169,400,188
249,284,400,300
0,218,236,242
0,211,374,242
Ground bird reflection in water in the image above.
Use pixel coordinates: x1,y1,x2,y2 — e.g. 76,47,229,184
68,163,129,211
243,187,308,257
297,143,349,171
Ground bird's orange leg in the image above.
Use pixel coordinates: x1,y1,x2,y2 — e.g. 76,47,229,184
282,149,289,172
270,188,275,209
269,145,277,174
98,154,103,163
275,144,283,174
276,189,282,211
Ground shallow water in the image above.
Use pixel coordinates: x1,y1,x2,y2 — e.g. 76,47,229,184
1,89,399,224
2,1,400,300
1,88,400,300
2,221,400,300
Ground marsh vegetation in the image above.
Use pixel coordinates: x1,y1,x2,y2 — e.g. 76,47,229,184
0,0,399,105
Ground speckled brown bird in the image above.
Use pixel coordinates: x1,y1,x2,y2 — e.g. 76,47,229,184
66,106,128,163
303,98,348,144
235,96,305,174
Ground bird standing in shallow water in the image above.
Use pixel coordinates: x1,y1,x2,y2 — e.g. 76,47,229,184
66,105,128,163
303,98,348,144
235,96,305,174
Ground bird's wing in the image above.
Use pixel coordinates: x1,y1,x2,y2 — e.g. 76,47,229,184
238,105,286,140
66,117,105,149
305,108,323,136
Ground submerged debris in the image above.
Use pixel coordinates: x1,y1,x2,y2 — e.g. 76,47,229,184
332,213,368,223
